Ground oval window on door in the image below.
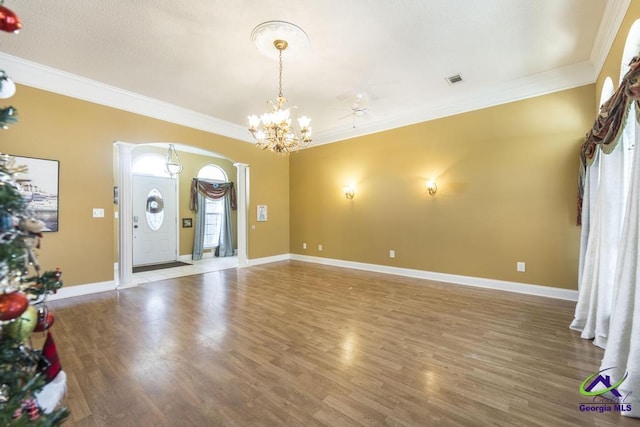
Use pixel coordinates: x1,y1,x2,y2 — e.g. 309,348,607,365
146,188,164,231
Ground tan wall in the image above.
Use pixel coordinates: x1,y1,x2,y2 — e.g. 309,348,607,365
0,85,289,287
290,86,594,289
8,6,635,290
595,2,638,107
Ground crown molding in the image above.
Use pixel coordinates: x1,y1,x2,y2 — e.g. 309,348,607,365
589,0,632,75
0,52,254,144
312,60,597,146
1,0,627,150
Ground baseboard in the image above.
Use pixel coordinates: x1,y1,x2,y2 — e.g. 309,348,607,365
48,280,117,301
288,254,579,301
247,254,290,266
51,254,578,302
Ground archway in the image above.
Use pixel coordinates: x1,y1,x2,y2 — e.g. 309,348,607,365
114,141,249,288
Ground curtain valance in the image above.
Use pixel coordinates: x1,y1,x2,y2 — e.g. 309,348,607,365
578,55,640,224
189,179,237,211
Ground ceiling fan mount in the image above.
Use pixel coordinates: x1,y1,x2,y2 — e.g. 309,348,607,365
336,92,371,127
350,93,368,116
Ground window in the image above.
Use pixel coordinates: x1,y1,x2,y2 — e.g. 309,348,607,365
620,22,640,195
197,165,228,249
145,188,165,231
132,153,171,177
620,20,640,82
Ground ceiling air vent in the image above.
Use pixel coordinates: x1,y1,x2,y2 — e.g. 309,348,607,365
446,73,464,85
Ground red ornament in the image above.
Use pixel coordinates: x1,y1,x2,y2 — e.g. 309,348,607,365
0,5,21,34
0,291,28,321
34,308,55,332
13,398,40,421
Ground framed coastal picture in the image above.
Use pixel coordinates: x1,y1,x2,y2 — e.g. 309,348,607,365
13,156,60,232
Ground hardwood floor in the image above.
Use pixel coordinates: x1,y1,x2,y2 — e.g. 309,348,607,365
47,261,638,426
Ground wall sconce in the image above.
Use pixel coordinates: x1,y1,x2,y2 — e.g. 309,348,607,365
426,180,437,196
344,186,355,199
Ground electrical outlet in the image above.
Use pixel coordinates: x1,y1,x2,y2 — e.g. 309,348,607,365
303,242,307,249
389,250,395,258
517,262,526,272
92,208,104,218
318,244,323,251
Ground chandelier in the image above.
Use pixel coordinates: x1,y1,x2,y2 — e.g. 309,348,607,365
248,21,312,154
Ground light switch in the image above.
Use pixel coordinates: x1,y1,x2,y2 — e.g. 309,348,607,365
93,208,105,218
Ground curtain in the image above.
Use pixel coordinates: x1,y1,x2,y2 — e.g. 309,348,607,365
577,149,600,286
192,191,207,261
215,194,234,257
189,179,237,211
190,179,237,260
574,54,640,419
571,144,626,348
578,55,640,220
598,118,640,418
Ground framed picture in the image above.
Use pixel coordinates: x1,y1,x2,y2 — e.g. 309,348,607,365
13,156,60,232
182,218,193,228
257,205,268,222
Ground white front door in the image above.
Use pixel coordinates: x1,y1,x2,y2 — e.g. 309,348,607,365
132,175,178,266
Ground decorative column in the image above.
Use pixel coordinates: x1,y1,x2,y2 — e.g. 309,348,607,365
116,142,135,288
234,163,250,267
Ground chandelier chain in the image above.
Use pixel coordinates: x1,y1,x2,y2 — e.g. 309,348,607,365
278,48,283,99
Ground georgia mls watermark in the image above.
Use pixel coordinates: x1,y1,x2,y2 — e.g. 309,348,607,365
579,367,633,413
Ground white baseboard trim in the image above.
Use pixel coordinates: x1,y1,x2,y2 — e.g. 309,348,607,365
248,254,290,266
48,280,117,301
288,254,578,301
51,254,578,302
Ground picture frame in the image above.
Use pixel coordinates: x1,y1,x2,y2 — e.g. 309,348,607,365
182,218,193,228
13,155,60,232
257,205,268,222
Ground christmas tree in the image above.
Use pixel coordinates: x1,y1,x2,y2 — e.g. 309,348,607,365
0,155,69,425
0,2,69,424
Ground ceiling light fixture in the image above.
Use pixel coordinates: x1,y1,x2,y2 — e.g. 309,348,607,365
248,21,312,154
165,144,183,177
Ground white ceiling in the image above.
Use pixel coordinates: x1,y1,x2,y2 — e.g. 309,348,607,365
0,0,629,146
